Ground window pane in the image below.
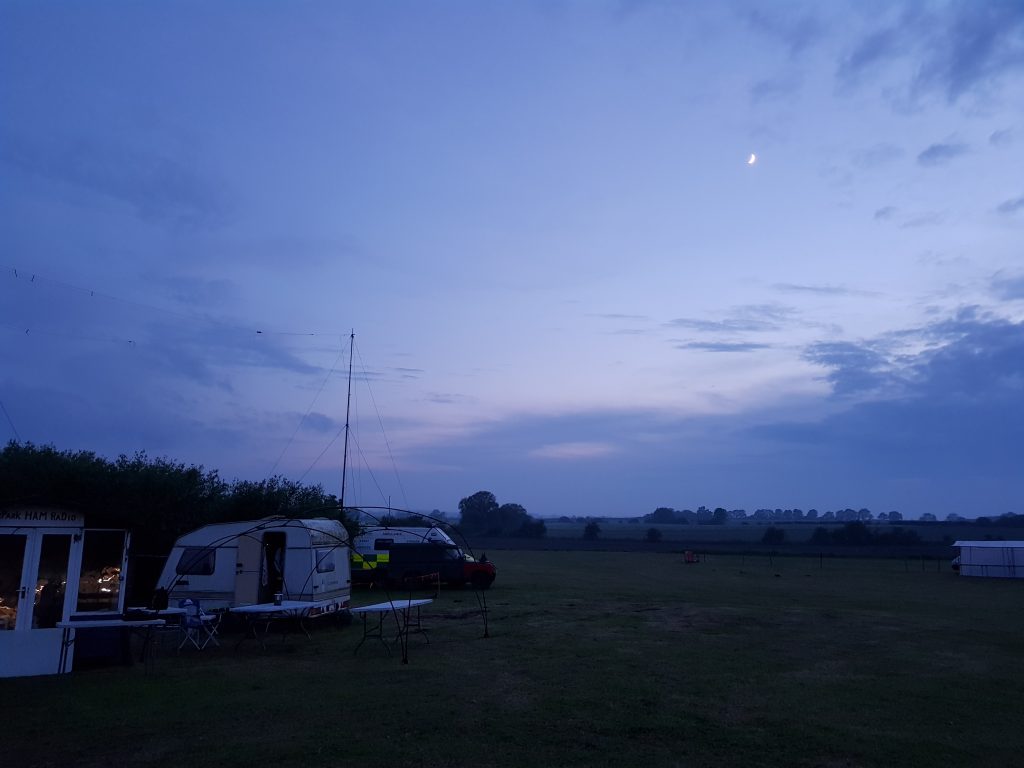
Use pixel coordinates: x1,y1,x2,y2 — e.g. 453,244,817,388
77,531,127,613
176,547,216,575
0,535,27,630
315,549,335,573
34,535,71,628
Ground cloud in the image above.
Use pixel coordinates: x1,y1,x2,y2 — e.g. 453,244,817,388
426,392,475,405
750,76,801,103
802,340,897,396
149,275,238,309
917,142,969,166
991,273,1024,300
748,312,1024,508
853,143,904,169
838,4,1024,103
912,2,1024,102
838,25,906,83
990,128,1017,147
392,367,425,379
773,283,877,297
874,206,897,221
666,304,795,333
675,341,770,353
1,133,230,229
996,195,1024,215
900,211,946,228
529,441,616,460
743,7,825,55
386,312,1024,517
301,412,342,434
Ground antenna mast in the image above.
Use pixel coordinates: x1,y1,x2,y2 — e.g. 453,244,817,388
340,331,355,514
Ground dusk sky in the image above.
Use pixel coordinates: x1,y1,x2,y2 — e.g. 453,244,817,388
2,1,1023,520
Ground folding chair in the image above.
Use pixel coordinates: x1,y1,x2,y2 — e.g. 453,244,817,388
178,599,220,650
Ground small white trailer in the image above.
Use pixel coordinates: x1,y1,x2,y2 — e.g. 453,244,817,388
952,540,1024,578
157,517,351,614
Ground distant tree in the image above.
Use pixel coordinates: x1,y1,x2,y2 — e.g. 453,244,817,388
832,521,872,546
583,521,601,540
516,517,547,539
645,527,663,543
919,513,937,522
875,527,921,546
762,526,786,545
644,507,678,524
712,507,729,525
458,491,500,533
809,527,832,545
456,492,546,537
887,510,902,521
806,509,819,521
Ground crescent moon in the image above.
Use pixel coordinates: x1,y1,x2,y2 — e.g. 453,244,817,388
747,153,757,165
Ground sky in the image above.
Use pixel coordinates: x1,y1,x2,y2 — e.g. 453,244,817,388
2,1,1023,520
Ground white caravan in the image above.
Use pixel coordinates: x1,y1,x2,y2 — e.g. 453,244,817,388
156,517,351,615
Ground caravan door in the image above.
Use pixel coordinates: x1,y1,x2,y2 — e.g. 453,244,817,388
234,534,262,605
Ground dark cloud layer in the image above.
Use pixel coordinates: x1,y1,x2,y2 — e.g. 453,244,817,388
666,304,794,333
765,311,1024,485
393,311,1024,517
917,142,969,166
996,195,1024,215
838,2,1024,103
676,341,770,353
0,133,230,229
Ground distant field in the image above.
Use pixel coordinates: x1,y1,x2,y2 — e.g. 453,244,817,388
5,551,1023,767
541,519,1023,545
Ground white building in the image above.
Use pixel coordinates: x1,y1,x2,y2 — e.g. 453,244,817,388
953,541,1024,578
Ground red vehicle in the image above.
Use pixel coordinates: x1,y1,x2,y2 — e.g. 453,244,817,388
380,543,496,590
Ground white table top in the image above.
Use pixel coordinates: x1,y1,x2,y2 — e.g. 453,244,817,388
126,606,187,616
229,600,313,615
57,619,166,629
351,598,433,614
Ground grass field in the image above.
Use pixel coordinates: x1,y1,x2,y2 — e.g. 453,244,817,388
541,519,1022,544
5,551,1024,768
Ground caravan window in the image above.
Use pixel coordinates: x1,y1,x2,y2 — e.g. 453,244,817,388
373,538,394,550
315,548,336,573
176,546,216,575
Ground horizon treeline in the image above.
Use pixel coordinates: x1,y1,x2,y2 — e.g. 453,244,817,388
0,441,351,550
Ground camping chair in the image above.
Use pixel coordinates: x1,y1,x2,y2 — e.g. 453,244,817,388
177,599,220,651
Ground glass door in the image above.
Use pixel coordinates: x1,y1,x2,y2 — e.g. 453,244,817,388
31,534,72,629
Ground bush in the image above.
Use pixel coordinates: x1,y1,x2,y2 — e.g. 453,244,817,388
583,521,601,540
762,526,786,545
645,527,663,543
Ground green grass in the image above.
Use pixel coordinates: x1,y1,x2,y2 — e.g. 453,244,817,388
5,551,1024,767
